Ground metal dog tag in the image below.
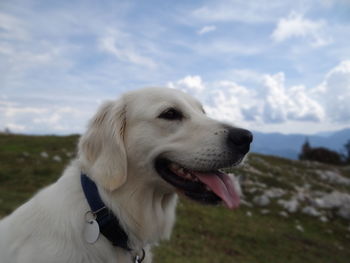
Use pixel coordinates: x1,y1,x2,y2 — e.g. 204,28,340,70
133,249,146,263
134,255,142,263
84,219,100,244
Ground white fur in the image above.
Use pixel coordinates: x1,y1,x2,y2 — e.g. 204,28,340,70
0,87,239,263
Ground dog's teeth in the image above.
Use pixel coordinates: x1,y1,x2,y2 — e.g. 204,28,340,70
205,185,211,191
170,163,179,170
169,163,200,182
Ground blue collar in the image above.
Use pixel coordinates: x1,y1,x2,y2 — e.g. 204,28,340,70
80,173,131,251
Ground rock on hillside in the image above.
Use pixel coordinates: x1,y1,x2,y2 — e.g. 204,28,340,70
230,154,350,221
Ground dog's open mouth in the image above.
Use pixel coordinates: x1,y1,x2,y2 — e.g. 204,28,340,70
155,158,240,209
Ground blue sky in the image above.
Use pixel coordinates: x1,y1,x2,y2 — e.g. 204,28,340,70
1,0,350,134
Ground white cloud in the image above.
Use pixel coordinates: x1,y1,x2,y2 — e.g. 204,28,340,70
287,85,326,121
0,12,77,87
226,69,264,84
0,12,29,40
197,25,216,35
1,0,349,135
205,81,257,125
0,98,95,134
99,30,157,69
313,60,350,121
192,0,292,24
191,40,263,56
168,72,324,127
262,73,289,122
5,123,26,132
271,12,332,47
261,73,324,122
4,106,47,118
167,62,350,134
168,75,205,94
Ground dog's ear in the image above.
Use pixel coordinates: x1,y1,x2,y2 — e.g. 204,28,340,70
79,99,127,191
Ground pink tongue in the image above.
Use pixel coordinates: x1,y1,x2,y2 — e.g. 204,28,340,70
194,171,240,209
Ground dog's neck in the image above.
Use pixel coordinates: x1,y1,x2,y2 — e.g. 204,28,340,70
98,169,178,250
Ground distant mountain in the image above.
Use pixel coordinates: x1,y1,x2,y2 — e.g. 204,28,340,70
251,128,350,159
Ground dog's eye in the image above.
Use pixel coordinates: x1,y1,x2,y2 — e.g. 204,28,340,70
158,108,183,120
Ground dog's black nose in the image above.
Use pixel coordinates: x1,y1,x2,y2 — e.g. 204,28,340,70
227,128,253,154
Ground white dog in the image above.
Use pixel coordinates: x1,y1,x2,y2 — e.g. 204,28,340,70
0,87,252,263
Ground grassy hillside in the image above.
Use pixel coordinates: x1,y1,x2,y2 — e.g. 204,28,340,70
0,134,349,263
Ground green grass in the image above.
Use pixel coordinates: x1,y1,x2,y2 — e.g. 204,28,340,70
0,134,349,262
0,134,78,216
153,199,350,263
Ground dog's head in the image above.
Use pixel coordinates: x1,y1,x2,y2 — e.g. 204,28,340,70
79,87,252,209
